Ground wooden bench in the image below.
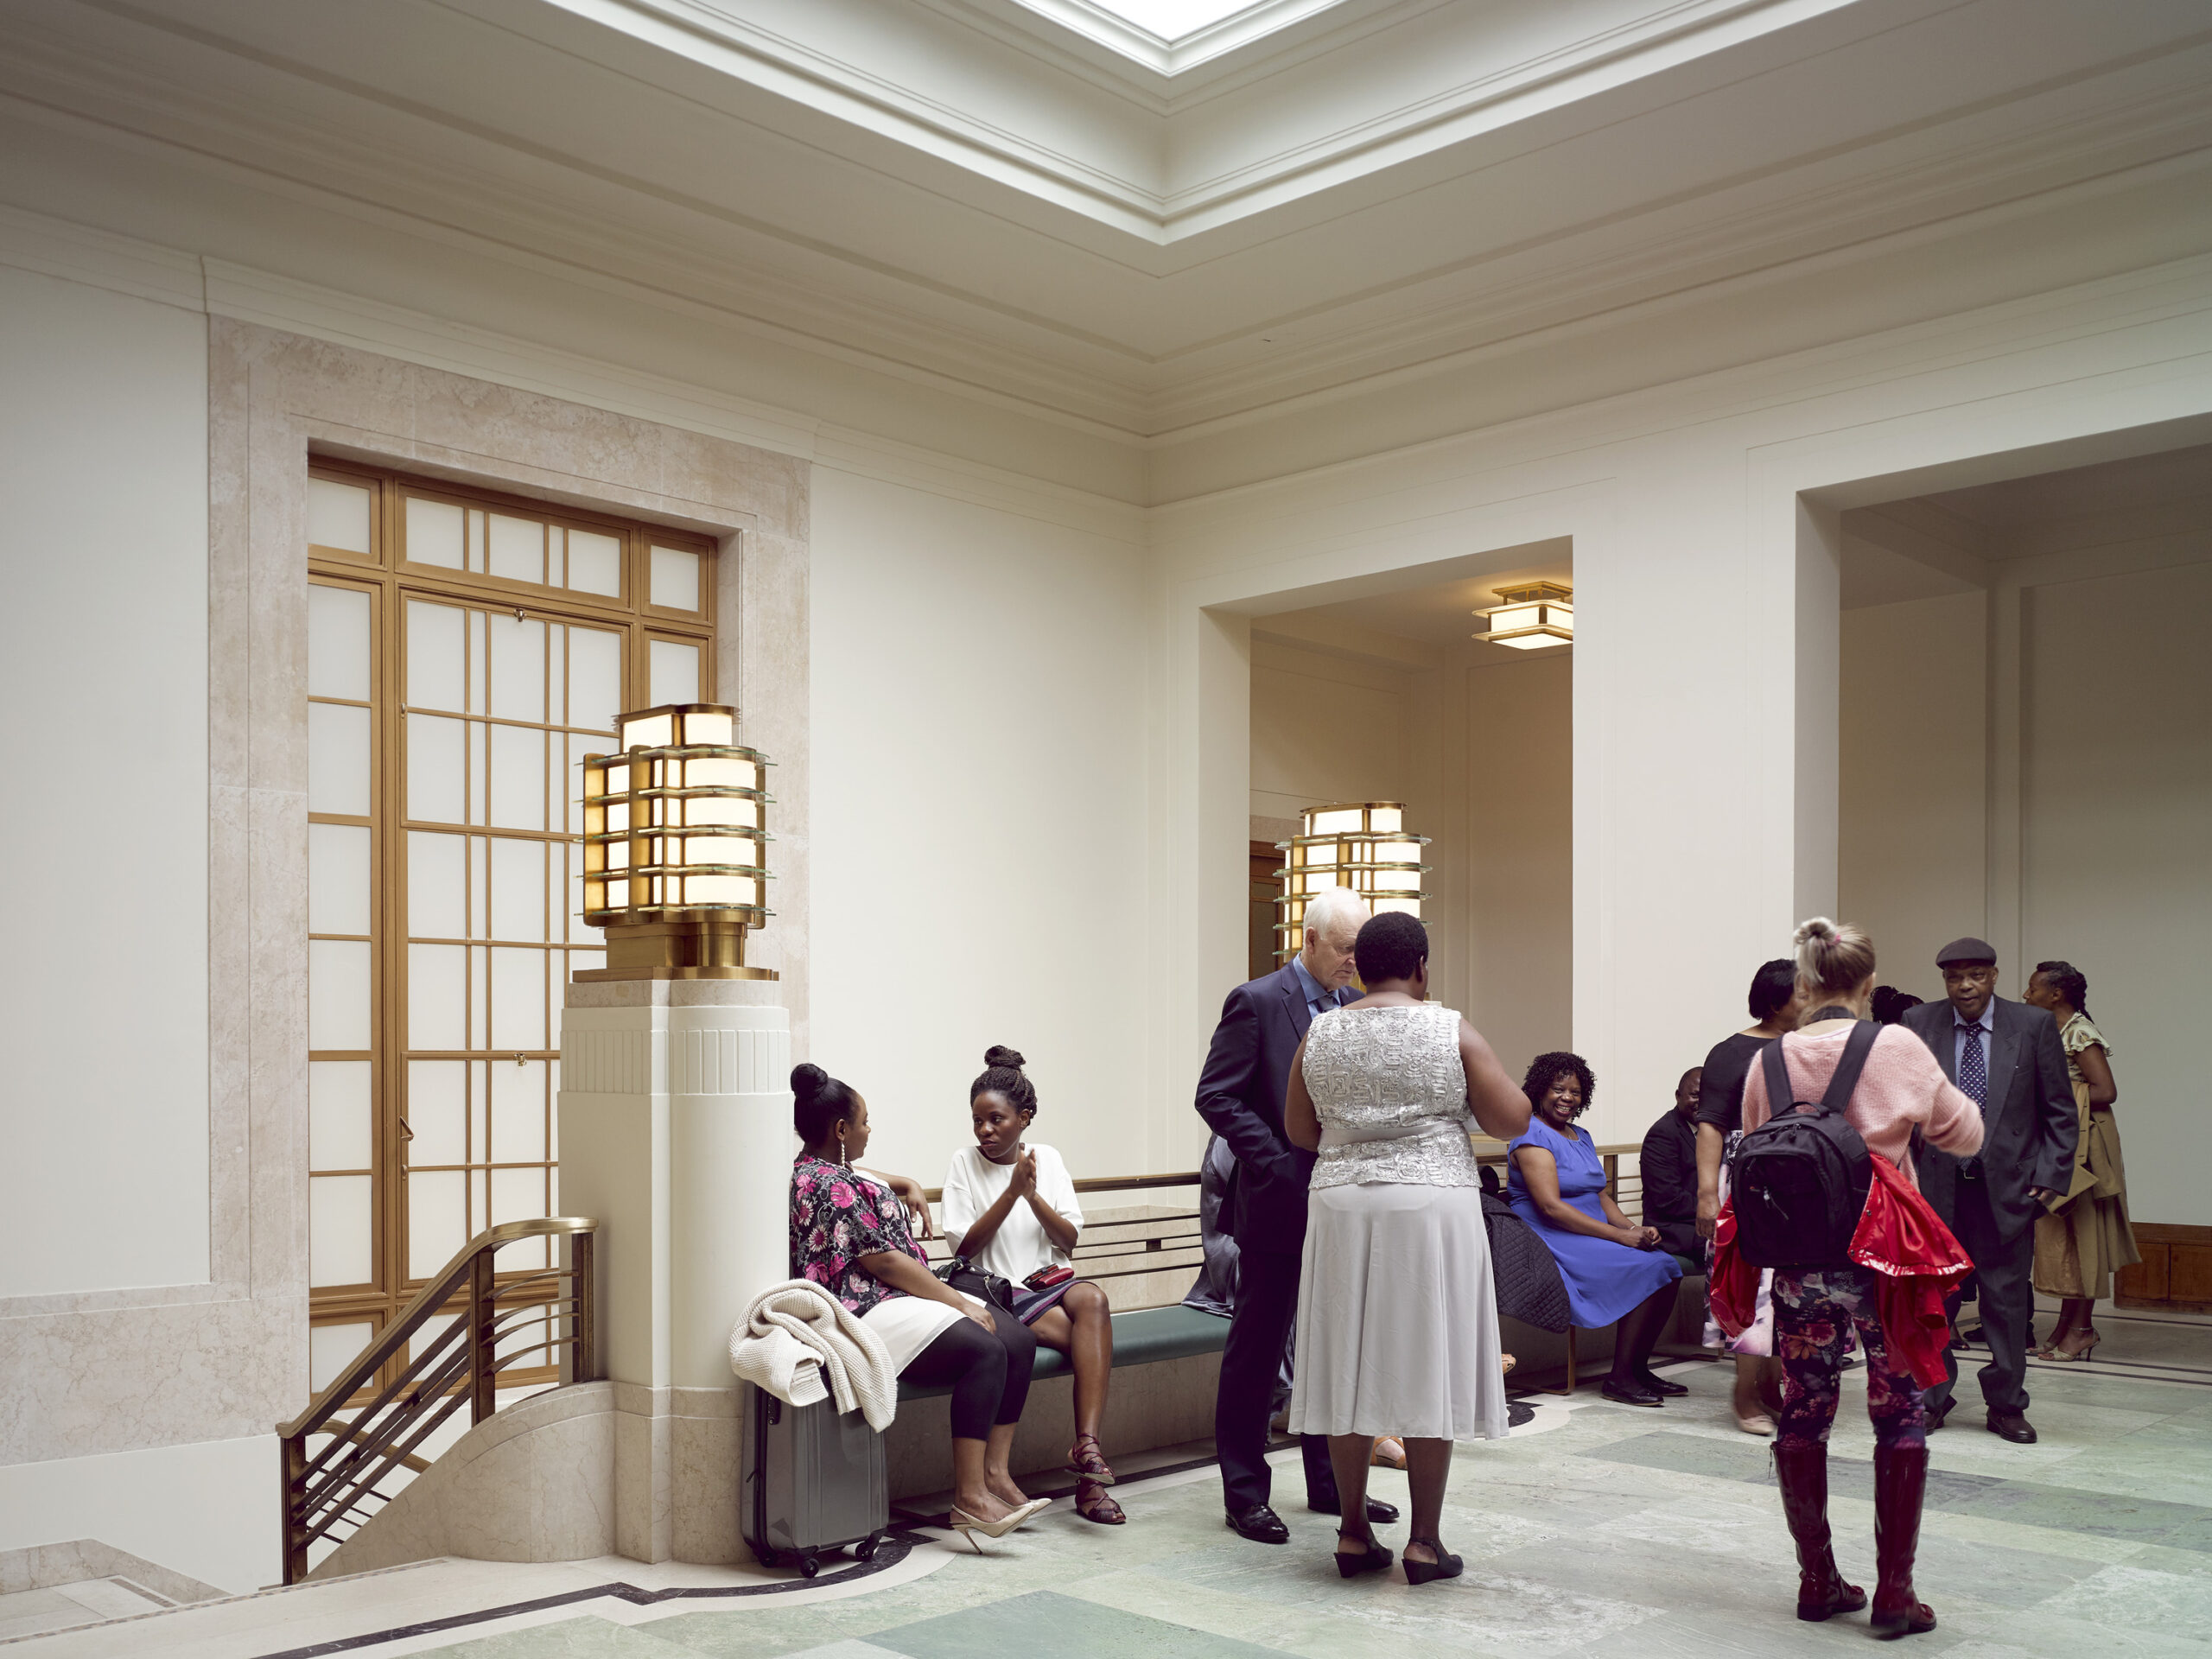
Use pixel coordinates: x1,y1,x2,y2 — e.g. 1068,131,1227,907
897,1303,1229,1401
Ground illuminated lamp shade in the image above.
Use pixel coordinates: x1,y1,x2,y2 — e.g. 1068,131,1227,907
1273,802,1432,966
1473,582,1573,650
578,702,778,980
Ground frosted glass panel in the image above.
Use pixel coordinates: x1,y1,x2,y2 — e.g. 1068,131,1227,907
649,639,699,706
406,713,466,824
567,530,621,596
489,947,546,1051
409,1170,467,1278
310,1059,372,1172
308,478,372,555
569,628,621,735
487,725,546,830
406,1059,467,1165
488,615,546,722
408,943,467,1052
491,1060,547,1162
308,586,372,700
308,939,372,1052
408,830,466,939
488,514,543,583
405,496,465,569
407,601,466,714
489,836,545,942
310,1322,374,1395
491,1166,546,1226
308,702,372,818
309,1174,372,1287
308,823,372,936
651,546,700,612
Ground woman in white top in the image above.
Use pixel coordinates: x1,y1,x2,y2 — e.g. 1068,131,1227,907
941,1046,1124,1526
1284,912,1532,1586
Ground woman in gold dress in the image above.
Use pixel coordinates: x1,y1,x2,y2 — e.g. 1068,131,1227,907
2025,961,2139,1362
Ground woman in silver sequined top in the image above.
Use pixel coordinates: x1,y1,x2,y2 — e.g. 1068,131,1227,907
1282,912,1530,1586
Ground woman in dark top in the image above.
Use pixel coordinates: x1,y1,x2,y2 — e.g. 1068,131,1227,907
1693,957,1800,1434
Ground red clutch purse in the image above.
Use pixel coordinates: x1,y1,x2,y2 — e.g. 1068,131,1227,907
1025,1264,1074,1291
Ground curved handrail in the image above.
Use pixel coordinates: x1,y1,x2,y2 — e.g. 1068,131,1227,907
280,1217,596,1439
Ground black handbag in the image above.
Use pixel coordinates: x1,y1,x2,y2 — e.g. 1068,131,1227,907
933,1255,1017,1312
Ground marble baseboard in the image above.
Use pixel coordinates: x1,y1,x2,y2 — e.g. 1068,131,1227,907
0,1539,223,1606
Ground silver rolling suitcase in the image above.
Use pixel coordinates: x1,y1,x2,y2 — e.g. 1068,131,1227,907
739,1382,891,1577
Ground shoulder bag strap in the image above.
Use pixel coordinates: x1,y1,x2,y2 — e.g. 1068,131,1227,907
1759,1036,1793,1119
1820,1021,1882,1113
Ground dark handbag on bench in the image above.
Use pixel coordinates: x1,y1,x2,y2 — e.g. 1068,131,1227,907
933,1255,1018,1312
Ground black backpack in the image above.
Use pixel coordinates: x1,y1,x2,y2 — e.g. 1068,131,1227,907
1729,1023,1878,1269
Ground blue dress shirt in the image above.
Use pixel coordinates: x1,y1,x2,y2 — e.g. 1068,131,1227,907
1289,954,1346,1022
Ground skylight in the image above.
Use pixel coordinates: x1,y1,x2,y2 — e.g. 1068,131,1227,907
1084,1,1270,41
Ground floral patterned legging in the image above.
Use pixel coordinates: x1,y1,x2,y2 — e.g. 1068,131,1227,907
1772,1266,1926,1450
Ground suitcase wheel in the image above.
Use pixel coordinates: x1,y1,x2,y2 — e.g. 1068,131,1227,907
754,1548,782,1571
798,1553,821,1579
855,1529,886,1563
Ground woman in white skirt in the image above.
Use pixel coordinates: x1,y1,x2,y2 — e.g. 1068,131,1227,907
1284,912,1532,1584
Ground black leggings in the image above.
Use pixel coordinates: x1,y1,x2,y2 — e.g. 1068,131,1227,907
902,1313,1037,1441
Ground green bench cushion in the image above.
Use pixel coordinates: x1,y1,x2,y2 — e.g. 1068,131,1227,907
897,1303,1229,1402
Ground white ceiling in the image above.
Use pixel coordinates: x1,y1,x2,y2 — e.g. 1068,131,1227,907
1,0,2206,476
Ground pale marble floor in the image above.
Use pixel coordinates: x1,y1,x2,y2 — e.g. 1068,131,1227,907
16,1311,2212,1658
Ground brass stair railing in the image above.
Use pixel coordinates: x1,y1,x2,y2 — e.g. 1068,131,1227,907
276,1217,598,1584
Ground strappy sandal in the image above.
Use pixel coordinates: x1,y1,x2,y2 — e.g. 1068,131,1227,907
1066,1433,1116,1485
1075,1478,1125,1525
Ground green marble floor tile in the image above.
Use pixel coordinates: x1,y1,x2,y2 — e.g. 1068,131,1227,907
1940,1482,2209,1547
779,1644,909,1659
1061,1567,1501,1659
1934,1607,2212,1657
867,1589,1280,1659
2035,1560,2212,1633
425,1616,701,1657
1573,1428,1773,1483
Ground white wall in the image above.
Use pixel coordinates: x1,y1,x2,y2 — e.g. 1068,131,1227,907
808,466,1149,1192
0,265,209,1296
2022,562,2212,1226
0,1435,270,1596
1839,590,1989,993
1249,639,1414,823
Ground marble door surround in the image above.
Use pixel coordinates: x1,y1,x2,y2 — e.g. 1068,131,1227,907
0,315,810,1484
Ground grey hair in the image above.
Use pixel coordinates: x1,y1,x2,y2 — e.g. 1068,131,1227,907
1301,887,1370,942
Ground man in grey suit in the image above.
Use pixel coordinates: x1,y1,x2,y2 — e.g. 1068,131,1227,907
1902,938,2076,1443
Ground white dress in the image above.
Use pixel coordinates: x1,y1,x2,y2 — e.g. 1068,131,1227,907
1287,1002,1509,1441
939,1143,1084,1283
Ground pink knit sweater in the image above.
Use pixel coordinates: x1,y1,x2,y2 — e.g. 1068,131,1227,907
1740,1022,1984,1189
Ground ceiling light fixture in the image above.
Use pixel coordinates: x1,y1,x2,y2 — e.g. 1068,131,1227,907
1472,582,1573,650
1273,802,1430,966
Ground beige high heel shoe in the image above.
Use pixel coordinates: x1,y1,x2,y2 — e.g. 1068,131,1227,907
947,1499,1046,1551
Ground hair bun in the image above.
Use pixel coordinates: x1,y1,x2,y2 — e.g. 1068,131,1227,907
790,1062,828,1100
983,1045,1027,1071
1795,918,1839,946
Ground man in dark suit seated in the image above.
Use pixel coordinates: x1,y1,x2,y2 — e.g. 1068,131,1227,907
1196,886,1399,1546
1639,1067,1705,1266
1902,938,2076,1444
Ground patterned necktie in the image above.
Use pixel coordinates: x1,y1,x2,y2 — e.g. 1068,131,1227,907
1958,1021,1987,1112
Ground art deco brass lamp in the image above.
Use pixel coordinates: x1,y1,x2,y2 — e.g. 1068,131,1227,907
575,702,777,980
1272,802,1431,966
1472,581,1573,649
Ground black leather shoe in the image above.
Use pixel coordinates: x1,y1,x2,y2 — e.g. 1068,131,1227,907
1924,1397,1952,1433
1601,1377,1663,1408
1986,1409,2037,1445
1226,1503,1290,1544
1307,1494,1401,1524
1634,1368,1689,1397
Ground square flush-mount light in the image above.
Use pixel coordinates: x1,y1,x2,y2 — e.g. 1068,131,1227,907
1473,582,1573,650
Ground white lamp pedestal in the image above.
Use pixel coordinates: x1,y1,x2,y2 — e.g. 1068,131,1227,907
558,979,791,1564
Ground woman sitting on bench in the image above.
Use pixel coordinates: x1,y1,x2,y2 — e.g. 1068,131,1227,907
790,1062,1047,1541
942,1046,1126,1526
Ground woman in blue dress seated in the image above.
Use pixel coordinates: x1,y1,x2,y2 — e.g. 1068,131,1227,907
1507,1052,1684,1407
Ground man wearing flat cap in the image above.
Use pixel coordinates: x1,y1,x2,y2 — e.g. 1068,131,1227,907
1902,938,2076,1443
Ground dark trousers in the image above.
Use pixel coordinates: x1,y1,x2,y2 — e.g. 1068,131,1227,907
904,1313,1038,1441
1927,1170,2033,1415
1216,1245,1335,1512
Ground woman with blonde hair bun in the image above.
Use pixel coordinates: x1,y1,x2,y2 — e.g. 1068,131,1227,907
1721,918,1983,1639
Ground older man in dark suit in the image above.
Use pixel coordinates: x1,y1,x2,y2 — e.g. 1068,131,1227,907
1903,937,2076,1443
1196,886,1399,1545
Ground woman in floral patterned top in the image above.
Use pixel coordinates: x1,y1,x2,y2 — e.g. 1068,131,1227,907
789,1062,1046,1537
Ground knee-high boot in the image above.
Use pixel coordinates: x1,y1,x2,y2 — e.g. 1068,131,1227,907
1772,1443,1867,1620
1871,1442,1937,1638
